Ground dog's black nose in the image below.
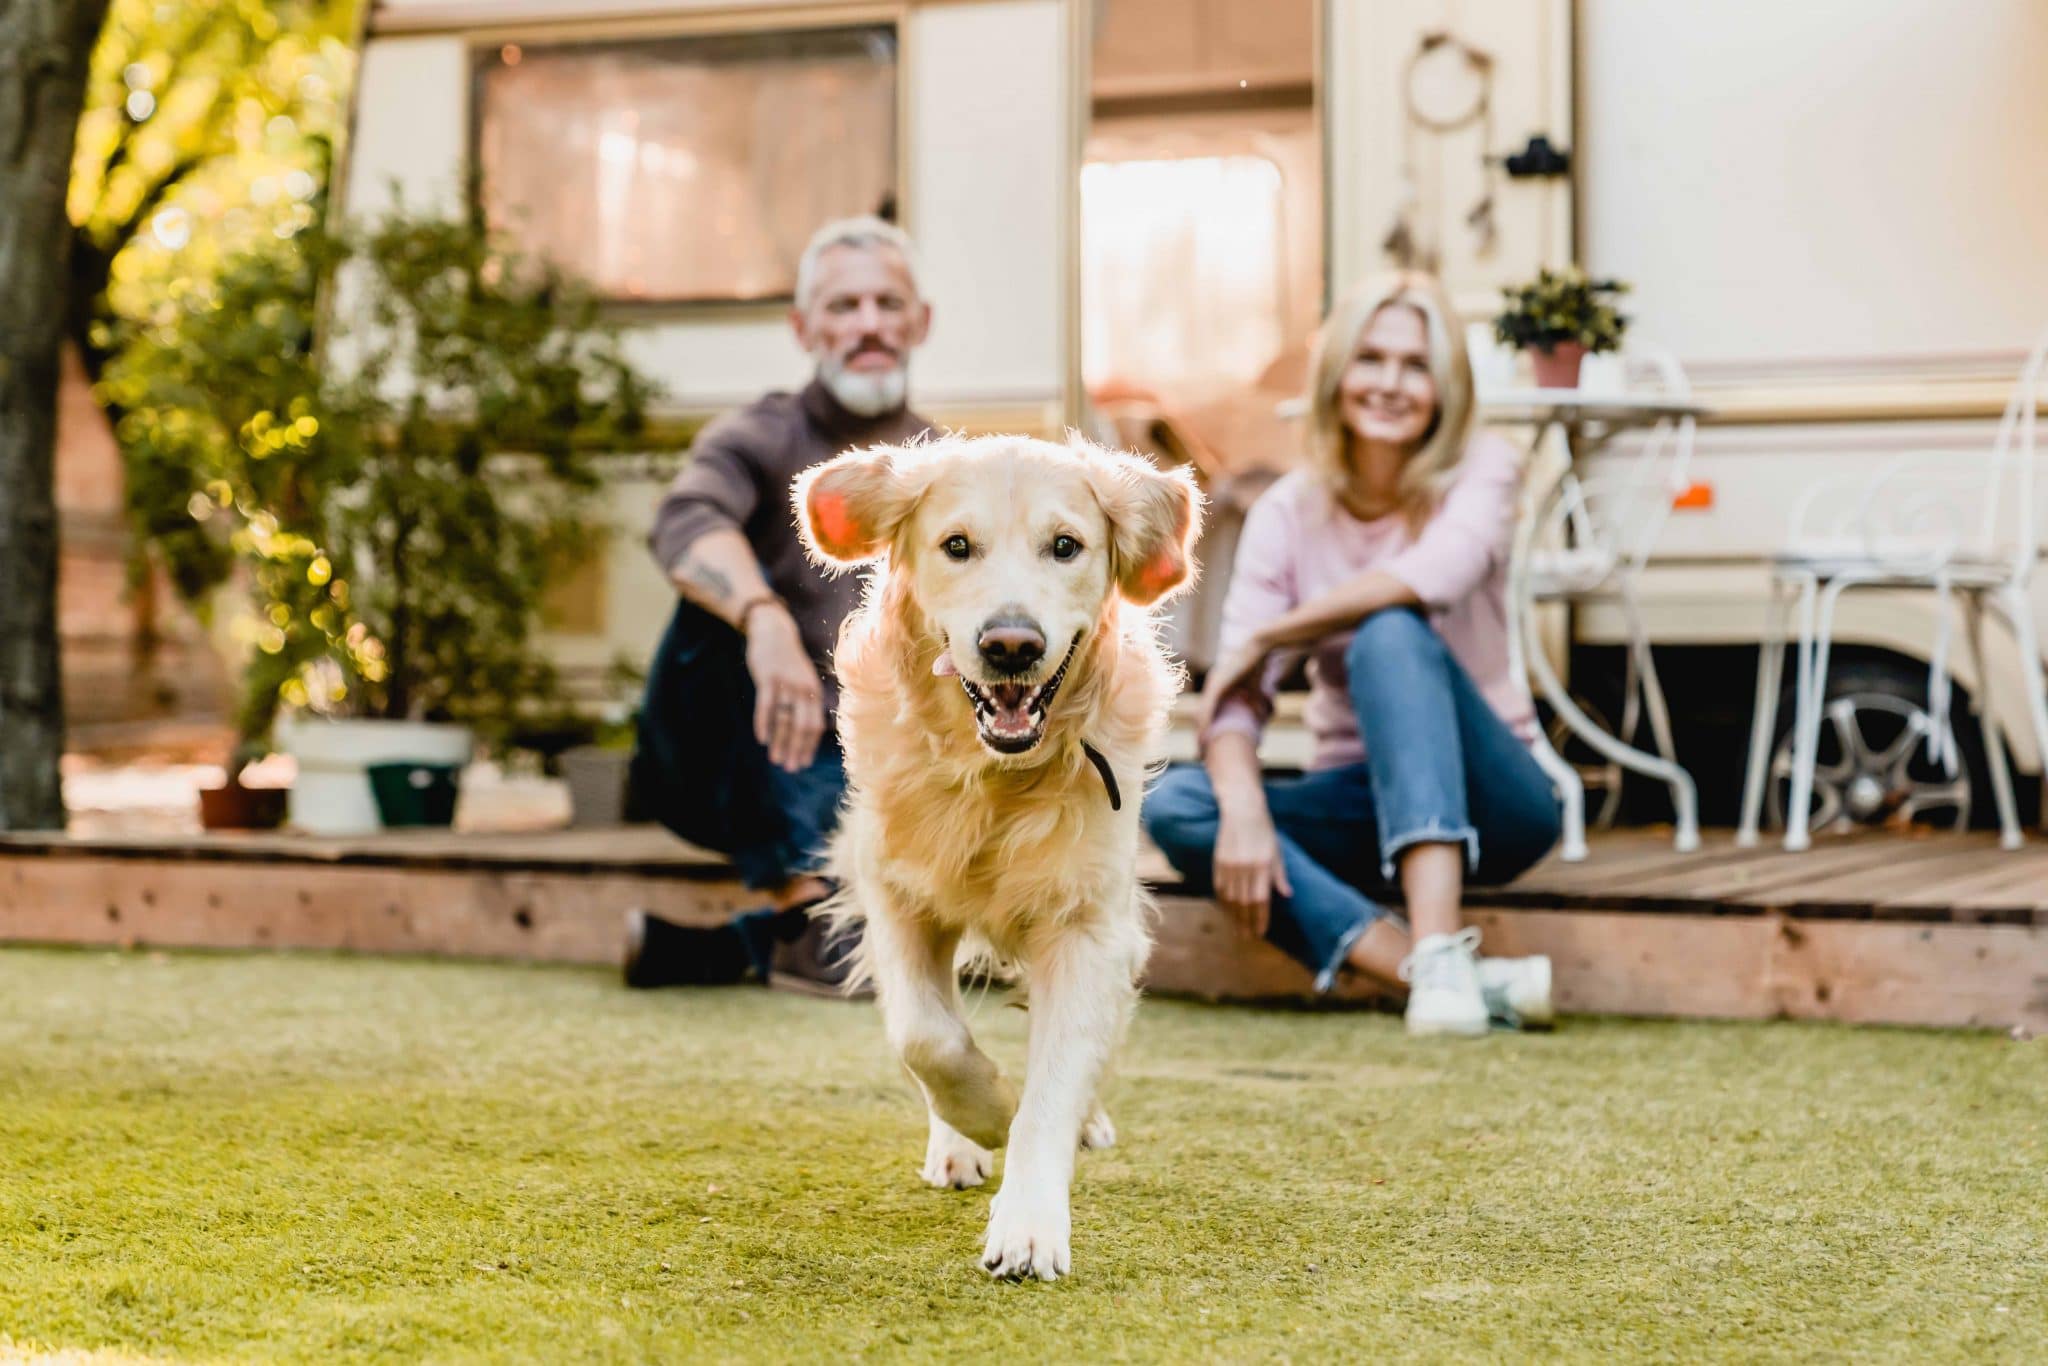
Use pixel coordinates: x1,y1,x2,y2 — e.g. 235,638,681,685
977,616,1046,676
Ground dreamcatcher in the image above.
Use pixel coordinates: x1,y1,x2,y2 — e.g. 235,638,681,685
1383,28,1498,269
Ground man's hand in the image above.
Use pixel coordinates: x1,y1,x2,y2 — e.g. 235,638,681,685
1214,800,1291,940
744,604,826,773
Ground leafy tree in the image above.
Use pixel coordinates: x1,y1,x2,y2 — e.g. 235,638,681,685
69,0,358,387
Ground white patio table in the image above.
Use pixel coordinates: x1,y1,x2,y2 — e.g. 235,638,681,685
1480,387,1713,859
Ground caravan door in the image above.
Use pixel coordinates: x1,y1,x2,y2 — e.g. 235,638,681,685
1325,0,1576,311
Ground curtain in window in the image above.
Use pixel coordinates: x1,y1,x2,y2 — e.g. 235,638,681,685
477,29,897,303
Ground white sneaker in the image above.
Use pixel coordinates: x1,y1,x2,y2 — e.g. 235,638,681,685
1478,954,1554,1030
1401,928,1490,1037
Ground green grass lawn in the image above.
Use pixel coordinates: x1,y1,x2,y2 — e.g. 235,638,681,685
2,946,2045,1363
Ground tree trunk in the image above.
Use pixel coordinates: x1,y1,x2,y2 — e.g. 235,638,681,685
0,0,112,830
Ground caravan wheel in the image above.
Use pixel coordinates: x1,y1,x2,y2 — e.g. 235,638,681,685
1763,663,1978,834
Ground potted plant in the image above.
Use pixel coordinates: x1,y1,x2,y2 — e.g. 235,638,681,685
557,704,640,830
1493,266,1629,388
102,201,654,834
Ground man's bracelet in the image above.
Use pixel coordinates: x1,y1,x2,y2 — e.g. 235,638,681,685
735,594,784,633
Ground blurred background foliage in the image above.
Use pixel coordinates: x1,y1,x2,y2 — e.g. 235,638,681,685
76,0,661,752
71,0,360,376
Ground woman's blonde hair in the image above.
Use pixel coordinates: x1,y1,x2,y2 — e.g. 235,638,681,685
1304,270,1474,525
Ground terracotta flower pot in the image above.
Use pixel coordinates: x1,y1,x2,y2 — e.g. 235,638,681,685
1529,340,1588,389
198,780,288,831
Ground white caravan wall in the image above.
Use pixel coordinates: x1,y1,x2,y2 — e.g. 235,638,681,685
1581,0,2048,383
345,37,467,217
345,4,1069,411
906,0,1068,407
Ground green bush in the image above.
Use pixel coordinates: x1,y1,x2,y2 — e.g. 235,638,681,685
100,203,656,755
1493,265,1630,354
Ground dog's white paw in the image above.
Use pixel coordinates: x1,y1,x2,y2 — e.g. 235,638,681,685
922,1119,994,1190
981,1182,1071,1281
1079,1107,1116,1152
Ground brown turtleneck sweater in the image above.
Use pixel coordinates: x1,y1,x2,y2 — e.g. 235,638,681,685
648,379,930,681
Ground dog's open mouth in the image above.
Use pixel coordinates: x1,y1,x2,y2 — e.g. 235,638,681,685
959,637,1079,755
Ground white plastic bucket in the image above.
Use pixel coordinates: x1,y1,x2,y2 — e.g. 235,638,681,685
276,717,474,835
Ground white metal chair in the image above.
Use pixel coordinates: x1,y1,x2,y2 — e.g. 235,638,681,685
1515,346,1702,859
1737,329,2048,851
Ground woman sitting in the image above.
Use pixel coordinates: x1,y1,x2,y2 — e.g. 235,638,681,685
1144,271,1562,1037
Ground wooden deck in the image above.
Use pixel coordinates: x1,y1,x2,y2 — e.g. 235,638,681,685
3,825,2045,1029
1483,828,2048,923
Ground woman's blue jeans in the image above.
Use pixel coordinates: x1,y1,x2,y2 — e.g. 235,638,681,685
1144,608,1563,991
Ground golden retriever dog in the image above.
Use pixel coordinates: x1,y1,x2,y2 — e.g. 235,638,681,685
795,433,1200,1281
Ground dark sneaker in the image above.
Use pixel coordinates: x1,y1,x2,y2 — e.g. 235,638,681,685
768,913,870,1000
622,908,756,988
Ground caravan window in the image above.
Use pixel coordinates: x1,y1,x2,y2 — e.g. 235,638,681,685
474,25,898,304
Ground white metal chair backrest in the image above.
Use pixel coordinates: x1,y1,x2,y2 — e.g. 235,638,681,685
1811,329,2048,578
1983,324,2048,581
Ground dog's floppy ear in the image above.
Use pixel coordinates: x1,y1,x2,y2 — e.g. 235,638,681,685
1081,438,1204,606
796,444,917,566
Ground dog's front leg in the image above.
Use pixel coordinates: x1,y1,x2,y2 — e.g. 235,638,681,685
982,920,1142,1282
864,903,1018,1155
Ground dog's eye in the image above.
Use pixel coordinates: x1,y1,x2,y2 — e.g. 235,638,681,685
1051,535,1082,562
943,534,972,561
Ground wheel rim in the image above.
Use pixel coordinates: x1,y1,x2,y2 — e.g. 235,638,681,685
1766,691,1970,833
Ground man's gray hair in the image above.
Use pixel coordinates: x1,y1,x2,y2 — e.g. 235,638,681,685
794,215,920,312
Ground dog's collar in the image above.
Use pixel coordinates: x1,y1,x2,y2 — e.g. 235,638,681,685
1080,740,1121,812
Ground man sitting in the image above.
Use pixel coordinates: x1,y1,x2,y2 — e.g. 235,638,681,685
624,216,933,994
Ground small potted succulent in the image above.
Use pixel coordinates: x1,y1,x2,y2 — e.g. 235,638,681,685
1494,266,1629,388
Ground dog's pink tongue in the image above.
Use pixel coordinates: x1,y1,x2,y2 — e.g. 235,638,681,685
932,652,960,677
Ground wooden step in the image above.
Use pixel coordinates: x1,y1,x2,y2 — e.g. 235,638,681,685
3,826,2043,1031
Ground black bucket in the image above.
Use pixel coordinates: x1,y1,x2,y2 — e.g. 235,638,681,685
366,762,462,828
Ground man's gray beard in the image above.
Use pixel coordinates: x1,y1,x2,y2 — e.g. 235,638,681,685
817,356,908,418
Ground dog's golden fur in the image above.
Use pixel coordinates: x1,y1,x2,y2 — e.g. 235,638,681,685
796,432,1200,1281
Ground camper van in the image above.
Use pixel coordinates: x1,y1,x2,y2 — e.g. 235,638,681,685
344,0,2048,834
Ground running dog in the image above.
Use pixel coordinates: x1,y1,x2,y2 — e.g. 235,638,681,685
796,433,1200,1281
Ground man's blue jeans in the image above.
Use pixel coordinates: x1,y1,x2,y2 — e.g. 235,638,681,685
1144,608,1562,991
632,600,845,891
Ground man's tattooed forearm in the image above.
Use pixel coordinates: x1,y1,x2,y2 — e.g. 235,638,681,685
681,557,735,603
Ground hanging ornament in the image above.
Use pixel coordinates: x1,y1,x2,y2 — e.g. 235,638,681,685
1389,28,1499,266
1382,175,1420,265
1464,192,1497,256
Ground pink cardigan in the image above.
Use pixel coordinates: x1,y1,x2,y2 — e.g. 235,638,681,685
1204,431,1536,770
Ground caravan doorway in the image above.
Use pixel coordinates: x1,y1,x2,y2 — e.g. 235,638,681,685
1081,0,1323,671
